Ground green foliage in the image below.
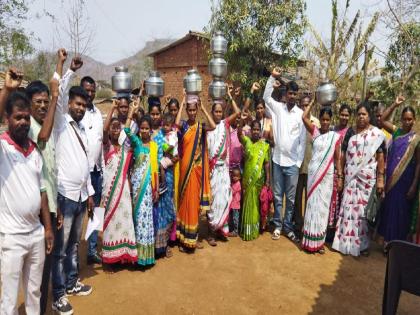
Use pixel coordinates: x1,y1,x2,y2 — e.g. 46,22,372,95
0,0,34,65
207,0,306,88
383,22,419,101
22,52,55,82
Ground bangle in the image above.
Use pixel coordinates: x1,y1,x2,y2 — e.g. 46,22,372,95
337,174,344,179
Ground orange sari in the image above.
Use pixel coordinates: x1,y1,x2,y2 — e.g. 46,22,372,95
176,121,211,248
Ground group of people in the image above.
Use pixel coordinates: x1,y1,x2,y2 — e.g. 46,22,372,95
0,49,418,315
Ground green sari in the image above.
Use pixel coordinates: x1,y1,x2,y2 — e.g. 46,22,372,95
240,136,270,241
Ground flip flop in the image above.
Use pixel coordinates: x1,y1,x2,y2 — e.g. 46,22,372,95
272,229,281,240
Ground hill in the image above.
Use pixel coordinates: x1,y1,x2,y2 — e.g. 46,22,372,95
21,38,174,86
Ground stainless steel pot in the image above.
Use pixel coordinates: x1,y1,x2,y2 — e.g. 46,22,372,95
111,66,132,92
208,79,226,99
183,69,202,94
145,70,164,97
211,31,228,55
316,81,337,105
209,56,227,78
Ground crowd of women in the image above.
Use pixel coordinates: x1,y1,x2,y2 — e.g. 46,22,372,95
1,49,418,315
100,68,419,268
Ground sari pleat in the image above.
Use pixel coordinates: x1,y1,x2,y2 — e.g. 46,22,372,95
177,122,211,248
240,136,270,241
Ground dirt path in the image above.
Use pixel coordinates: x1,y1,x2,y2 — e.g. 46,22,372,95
37,231,420,315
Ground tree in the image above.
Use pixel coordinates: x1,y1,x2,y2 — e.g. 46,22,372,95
371,0,419,107
0,0,34,65
306,0,379,102
57,0,95,56
207,0,306,88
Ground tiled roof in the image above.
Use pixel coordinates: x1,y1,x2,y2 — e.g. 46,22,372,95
147,31,209,57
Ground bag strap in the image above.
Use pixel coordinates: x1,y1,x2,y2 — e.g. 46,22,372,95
69,121,87,157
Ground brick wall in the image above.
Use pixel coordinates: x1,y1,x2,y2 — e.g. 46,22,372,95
153,36,214,119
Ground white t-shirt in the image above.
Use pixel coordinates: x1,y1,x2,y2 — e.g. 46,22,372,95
0,133,45,234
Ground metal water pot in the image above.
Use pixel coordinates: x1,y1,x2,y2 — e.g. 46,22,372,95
208,79,226,99
209,56,227,78
211,31,228,55
316,81,337,105
183,69,202,94
111,66,132,92
145,71,164,97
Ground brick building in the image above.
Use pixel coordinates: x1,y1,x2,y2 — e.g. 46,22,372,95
148,31,213,110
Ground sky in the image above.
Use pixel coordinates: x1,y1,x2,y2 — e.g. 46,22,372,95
24,0,389,65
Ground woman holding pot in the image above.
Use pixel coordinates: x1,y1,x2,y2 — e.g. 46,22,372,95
206,86,241,244
175,95,216,252
332,103,385,257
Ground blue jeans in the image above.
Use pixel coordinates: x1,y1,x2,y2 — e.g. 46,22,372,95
272,163,299,234
52,194,86,301
87,170,102,258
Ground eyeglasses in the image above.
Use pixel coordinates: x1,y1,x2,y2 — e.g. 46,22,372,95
33,99,50,106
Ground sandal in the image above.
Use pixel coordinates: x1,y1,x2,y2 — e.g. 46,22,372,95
318,248,325,255
165,247,173,258
196,241,204,249
207,237,217,247
272,229,281,240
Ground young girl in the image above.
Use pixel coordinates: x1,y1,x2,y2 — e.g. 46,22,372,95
207,86,241,244
301,104,341,254
229,167,242,237
125,103,159,266
101,109,137,265
238,116,270,241
155,113,177,257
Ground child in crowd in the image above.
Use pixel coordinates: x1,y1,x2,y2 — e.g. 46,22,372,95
160,113,178,169
229,167,242,237
229,115,243,171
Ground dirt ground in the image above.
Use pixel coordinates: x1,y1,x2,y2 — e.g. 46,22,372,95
22,219,418,315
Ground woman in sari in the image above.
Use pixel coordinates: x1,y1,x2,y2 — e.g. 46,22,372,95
101,104,137,265
125,103,159,266
328,103,352,228
175,95,216,252
378,96,419,245
149,103,176,257
238,116,271,241
207,86,241,244
301,104,342,254
332,103,385,257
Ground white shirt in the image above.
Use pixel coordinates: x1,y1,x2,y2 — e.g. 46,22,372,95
263,75,306,167
81,104,104,172
0,133,44,234
53,69,95,202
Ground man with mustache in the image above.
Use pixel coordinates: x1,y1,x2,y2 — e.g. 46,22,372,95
0,69,54,315
50,56,94,315
25,48,67,314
